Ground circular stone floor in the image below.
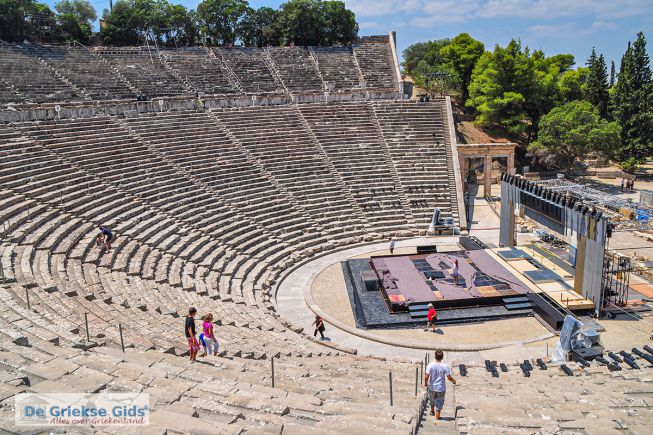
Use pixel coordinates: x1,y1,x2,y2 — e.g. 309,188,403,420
275,237,556,361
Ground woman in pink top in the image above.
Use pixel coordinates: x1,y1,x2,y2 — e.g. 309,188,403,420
202,313,219,356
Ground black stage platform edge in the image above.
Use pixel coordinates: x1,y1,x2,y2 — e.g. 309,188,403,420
459,235,485,251
416,245,438,254
342,258,536,329
527,293,567,331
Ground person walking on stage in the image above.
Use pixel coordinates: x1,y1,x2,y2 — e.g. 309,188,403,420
312,314,326,339
425,303,437,332
389,238,396,255
425,350,456,422
452,259,459,285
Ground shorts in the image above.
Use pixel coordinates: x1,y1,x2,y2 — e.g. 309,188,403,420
105,234,113,242
428,318,437,326
187,337,199,352
427,390,446,410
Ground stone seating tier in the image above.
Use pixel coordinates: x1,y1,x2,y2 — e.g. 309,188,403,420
0,100,464,432
0,42,399,104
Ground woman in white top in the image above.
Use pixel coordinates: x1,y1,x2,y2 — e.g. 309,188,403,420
452,259,459,285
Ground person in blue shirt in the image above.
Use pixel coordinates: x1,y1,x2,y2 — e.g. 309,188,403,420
96,226,113,253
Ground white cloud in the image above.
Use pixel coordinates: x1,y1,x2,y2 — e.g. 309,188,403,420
359,21,384,31
529,20,618,38
590,21,618,31
411,0,479,27
347,0,653,22
345,0,422,18
478,0,652,20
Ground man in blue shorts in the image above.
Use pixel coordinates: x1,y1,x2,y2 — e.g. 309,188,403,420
425,350,456,422
97,226,113,253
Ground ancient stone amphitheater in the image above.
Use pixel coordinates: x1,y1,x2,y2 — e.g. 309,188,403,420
1,35,652,434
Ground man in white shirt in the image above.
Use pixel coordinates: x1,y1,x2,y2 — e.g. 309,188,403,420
389,238,396,255
424,350,456,421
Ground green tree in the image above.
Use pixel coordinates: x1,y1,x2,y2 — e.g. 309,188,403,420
559,67,589,103
585,48,610,118
610,60,616,87
55,0,96,22
402,39,450,74
321,0,357,45
101,0,192,45
57,12,91,42
240,6,279,47
100,0,140,45
0,0,33,42
401,39,459,94
197,0,249,45
467,40,539,135
275,0,325,46
164,3,197,45
530,100,621,168
29,2,58,41
613,32,653,161
55,0,96,43
467,39,574,138
439,32,484,101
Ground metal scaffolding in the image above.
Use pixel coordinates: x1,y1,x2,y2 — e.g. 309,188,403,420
535,177,653,231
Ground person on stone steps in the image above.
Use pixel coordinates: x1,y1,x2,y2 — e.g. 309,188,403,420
185,307,199,362
425,350,456,422
96,225,113,253
312,314,326,339
202,313,218,357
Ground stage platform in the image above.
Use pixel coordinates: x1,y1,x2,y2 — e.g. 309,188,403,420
342,259,534,329
341,243,590,330
369,249,532,311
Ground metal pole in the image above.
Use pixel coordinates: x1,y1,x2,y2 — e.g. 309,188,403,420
546,342,549,357
414,366,418,396
271,356,275,388
420,360,423,381
84,312,90,342
119,323,125,352
389,371,393,406
25,287,30,309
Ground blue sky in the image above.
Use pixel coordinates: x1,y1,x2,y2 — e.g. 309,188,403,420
59,0,652,68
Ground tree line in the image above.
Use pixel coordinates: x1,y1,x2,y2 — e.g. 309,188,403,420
1,0,97,43
0,0,358,47
403,33,652,171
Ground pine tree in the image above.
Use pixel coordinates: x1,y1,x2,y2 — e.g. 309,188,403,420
610,60,615,87
585,48,610,118
613,32,653,162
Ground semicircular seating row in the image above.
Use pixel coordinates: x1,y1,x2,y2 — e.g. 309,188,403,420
0,42,399,105
0,100,458,359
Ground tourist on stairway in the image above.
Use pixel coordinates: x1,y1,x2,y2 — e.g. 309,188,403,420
202,313,218,356
425,350,456,422
96,225,113,253
312,314,326,339
185,307,199,362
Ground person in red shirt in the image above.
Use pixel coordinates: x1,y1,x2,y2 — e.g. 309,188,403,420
426,303,437,332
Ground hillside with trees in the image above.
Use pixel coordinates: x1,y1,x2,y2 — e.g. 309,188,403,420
0,0,358,47
403,32,652,172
